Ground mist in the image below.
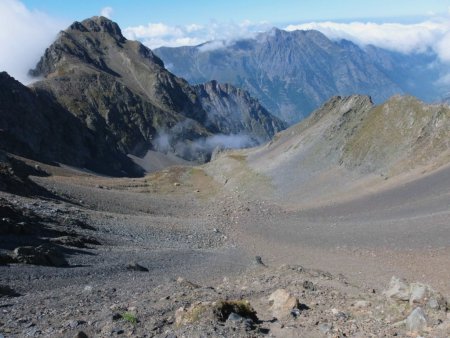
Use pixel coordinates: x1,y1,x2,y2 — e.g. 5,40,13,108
0,0,66,84
154,121,255,162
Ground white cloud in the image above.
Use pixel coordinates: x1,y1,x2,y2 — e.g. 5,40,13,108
285,17,450,62
0,0,66,84
124,20,271,50
100,6,113,19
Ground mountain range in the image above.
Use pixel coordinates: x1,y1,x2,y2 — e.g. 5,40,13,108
0,17,285,176
155,28,443,123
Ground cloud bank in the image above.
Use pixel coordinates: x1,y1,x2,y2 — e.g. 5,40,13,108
0,0,66,84
124,20,271,49
285,16,450,62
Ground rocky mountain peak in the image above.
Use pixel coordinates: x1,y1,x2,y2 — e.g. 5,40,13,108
79,16,125,41
29,16,164,78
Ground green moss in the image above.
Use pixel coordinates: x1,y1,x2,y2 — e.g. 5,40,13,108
121,312,138,325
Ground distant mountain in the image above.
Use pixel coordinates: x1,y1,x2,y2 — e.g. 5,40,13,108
155,28,442,124
0,17,285,175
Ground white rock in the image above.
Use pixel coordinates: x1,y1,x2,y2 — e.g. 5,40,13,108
268,289,299,320
384,276,410,301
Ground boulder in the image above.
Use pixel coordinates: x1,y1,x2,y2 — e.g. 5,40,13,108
268,289,299,320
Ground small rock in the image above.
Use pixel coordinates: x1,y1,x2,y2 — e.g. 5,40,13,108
268,289,299,320
254,256,266,266
406,307,427,332
165,333,177,338
303,280,315,291
112,313,122,321
318,323,332,334
290,308,301,318
227,312,244,322
126,262,149,272
384,276,410,301
173,182,181,187
83,285,93,293
74,332,88,338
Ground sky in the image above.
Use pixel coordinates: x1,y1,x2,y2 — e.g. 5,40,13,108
2,0,450,83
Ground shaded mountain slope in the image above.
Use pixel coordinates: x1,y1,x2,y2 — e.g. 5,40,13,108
0,72,141,176
155,28,442,123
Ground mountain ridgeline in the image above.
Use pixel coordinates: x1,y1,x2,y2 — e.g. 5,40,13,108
155,28,443,124
0,16,285,176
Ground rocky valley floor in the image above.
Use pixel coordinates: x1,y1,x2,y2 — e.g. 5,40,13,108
0,155,449,337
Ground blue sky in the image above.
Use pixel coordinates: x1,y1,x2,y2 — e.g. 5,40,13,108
20,0,450,27
2,0,450,84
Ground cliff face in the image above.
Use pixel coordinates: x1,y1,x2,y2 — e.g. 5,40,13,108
194,81,286,142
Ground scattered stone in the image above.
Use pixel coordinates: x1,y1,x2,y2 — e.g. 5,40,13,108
12,244,68,267
126,262,149,272
406,307,427,332
268,289,299,320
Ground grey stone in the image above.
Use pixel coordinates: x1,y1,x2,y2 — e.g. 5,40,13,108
318,323,333,334
406,307,427,332
227,312,244,322
409,283,428,306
